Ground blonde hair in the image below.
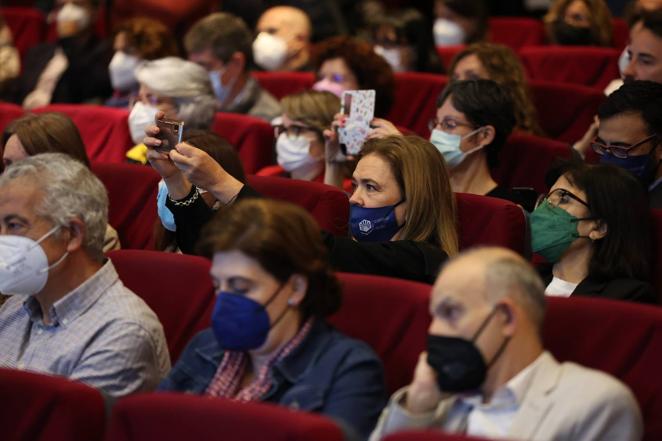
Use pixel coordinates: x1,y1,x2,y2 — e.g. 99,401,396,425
450,43,543,136
544,0,613,46
281,90,340,136
360,136,459,256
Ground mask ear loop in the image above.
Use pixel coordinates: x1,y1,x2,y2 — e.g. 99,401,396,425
460,126,487,157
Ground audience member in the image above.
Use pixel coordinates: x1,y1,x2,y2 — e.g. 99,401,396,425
253,6,312,72
313,36,395,118
0,16,20,98
184,13,281,121
106,17,179,108
0,153,170,396
2,113,120,252
125,57,216,164
544,0,613,46
159,198,386,438
532,161,655,303
448,43,543,136
623,10,662,83
370,247,643,441
14,0,112,109
433,0,488,47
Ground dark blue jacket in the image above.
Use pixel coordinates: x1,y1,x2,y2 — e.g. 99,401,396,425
158,320,387,438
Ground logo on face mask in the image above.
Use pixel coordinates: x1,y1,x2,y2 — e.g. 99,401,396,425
358,219,373,233
349,201,405,242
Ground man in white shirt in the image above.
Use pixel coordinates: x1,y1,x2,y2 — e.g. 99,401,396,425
370,247,642,441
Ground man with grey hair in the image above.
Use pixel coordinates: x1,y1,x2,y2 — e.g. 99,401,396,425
184,12,281,121
371,247,642,441
0,153,170,396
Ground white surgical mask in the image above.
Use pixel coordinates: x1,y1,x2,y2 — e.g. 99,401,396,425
276,132,322,180
253,32,288,71
109,51,141,92
128,101,159,145
0,226,69,296
430,128,484,168
156,180,176,232
374,45,405,72
433,18,466,46
56,3,90,38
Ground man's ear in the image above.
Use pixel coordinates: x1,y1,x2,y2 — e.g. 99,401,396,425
498,299,517,337
65,218,86,253
229,51,246,74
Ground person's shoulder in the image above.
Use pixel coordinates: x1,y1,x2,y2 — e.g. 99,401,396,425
580,276,657,304
313,321,382,365
557,360,637,404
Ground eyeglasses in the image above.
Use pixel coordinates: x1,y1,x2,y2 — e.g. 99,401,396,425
428,116,474,132
591,134,658,159
537,188,590,210
273,124,319,140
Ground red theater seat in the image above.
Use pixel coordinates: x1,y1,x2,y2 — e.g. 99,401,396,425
212,112,275,174
494,132,573,194
108,250,214,362
0,101,23,134
455,193,528,255
106,393,344,441
435,45,465,71
1,7,46,61
529,80,605,143
488,17,545,50
385,432,492,441
33,104,132,164
247,175,349,236
612,18,629,50
519,46,620,90
544,296,662,441
252,71,315,100
0,368,105,441
92,163,159,250
329,273,431,393
388,72,448,138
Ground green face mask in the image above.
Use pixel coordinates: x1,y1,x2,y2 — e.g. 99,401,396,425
530,200,586,263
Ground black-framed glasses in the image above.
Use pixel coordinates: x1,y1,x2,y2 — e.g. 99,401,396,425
537,188,590,210
273,124,319,141
428,116,474,132
591,134,658,159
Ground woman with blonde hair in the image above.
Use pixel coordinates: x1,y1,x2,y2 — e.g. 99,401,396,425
544,0,613,47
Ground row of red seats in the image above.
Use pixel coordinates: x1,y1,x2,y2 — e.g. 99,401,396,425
3,266,662,441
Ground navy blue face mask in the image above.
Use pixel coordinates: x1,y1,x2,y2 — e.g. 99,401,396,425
349,200,405,242
599,152,654,181
211,285,288,351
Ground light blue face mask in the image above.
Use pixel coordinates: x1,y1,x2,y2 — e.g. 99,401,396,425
157,180,176,232
429,127,484,168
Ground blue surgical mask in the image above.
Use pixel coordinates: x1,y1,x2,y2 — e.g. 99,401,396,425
211,285,287,351
429,128,483,168
156,180,176,232
350,200,405,242
599,152,654,181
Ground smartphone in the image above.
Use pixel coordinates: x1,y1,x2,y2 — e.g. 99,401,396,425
338,90,376,156
155,118,184,152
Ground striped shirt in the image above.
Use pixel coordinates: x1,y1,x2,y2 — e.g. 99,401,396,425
0,260,170,397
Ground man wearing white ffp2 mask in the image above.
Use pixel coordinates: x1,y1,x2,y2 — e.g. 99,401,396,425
254,6,312,72
0,153,170,397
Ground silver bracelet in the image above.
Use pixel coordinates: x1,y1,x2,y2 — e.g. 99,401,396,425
168,187,200,207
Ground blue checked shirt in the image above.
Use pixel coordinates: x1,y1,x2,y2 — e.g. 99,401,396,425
0,260,170,397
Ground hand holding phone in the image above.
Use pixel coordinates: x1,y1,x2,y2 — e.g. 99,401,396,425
338,90,376,156
155,118,184,153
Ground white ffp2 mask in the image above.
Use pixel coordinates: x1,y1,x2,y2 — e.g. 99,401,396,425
128,101,159,145
109,51,141,92
253,32,288,71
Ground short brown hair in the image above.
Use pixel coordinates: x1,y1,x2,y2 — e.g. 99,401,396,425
281,90,340,137
113,17,179,60
198,199,342,319
184,13,253,68
4,113,89,167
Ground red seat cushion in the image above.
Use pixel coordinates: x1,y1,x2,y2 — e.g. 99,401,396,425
0,7,46,62
212,112,275,174
388,73,448,138
455,193,527,255
92,163,160,250
329,272,431,393
520,46,620,90
488,17,545,50
247,175,349,236
0,101,23,134
106,393,344,441
33,104,132,164
0,368,105,441
385,432,492,441
252,71,315,100
108,249,215,362
544,296,662,441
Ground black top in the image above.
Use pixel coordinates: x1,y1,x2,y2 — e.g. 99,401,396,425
487,185,537,212
537,264,657,304
165,184,447,284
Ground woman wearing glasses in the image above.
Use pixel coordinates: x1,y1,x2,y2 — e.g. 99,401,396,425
530,160,656,303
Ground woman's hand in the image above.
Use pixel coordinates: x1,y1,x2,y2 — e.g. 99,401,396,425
368,118,402,140
145,111,181,180
405,352,444,415
572,116,599,158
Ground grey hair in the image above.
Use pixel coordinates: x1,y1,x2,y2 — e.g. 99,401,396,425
0,153,108,261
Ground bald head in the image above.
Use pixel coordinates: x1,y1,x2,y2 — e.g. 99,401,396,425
257,6,311,41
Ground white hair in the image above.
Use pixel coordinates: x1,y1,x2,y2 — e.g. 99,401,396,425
0,153,109,261
135,56,217,129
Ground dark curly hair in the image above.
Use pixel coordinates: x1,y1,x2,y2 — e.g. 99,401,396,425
313,36,395,117
113,17,179,60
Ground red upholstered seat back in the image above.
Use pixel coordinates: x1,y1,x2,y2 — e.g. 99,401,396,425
385,432,492,441
388,73,448,138
1,7,46,61
106,393,344,441
543,297,662,441
0,101,23,133
108,250,214,362
435,45,465,71
455,193,527,255
493,132,573,194
247,175,350,236
612,18,629,51
0,368,105,441
33,104,132,163
212,112,275,174
488,17,545,50
529,80,605,142
252,71,315,100
329,272,431,393
520,46,620,90
92,163,159,250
